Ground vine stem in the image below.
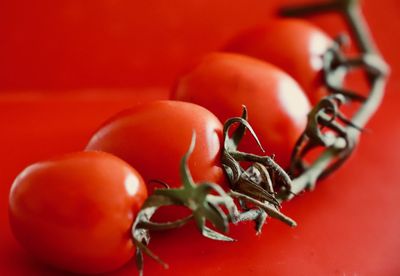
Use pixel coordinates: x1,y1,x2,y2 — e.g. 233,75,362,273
282,0,389,200
131,2,390,274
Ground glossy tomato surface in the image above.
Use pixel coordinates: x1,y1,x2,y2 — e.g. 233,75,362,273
86,100,224,188
172,52,311,168
9,151,147,274
224,19,333,104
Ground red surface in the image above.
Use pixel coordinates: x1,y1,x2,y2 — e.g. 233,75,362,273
1,0,400,275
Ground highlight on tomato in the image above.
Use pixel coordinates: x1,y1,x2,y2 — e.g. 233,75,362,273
86,100,225,189
171,52,311,168
8,151,147,274
223,19,333,104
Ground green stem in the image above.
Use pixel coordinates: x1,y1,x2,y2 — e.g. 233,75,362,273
344,1,378,55
289,147,342,199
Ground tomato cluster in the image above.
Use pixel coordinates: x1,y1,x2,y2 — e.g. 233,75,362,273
8,18,333,275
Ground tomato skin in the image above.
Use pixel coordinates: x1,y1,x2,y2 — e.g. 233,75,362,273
86,100,224,188
224,19,332,104
9,151,147,274
172,52,311,168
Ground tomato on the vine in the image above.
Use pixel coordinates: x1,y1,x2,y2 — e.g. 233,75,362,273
8,151,147,274
223,19,333,104
86,100,225,188
171,52,311,168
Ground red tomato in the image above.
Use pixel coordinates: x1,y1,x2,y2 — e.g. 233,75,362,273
86,100,224,188
9,151,147,274
171,52,311,168
224,19,333,104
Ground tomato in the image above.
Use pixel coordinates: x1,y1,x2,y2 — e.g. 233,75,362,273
171,52,311,168
223,19,333,104
8,151,147,274
86,100,224,188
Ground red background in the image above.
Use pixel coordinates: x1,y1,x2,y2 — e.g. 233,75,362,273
1,0,399,275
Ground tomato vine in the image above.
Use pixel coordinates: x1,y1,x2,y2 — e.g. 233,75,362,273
131,0,390,275
281,0,389,198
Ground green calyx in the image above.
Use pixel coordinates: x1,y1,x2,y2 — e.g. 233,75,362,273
131,132,238,275
132,127,297,275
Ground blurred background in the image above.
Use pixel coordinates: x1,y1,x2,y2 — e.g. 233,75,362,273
0,0,397,93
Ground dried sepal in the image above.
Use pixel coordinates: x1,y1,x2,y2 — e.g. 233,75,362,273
131,207,169,276
223,108,265,154
230,151,293,194
228,190,296,227
229,105,249,151
221,107,295,230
